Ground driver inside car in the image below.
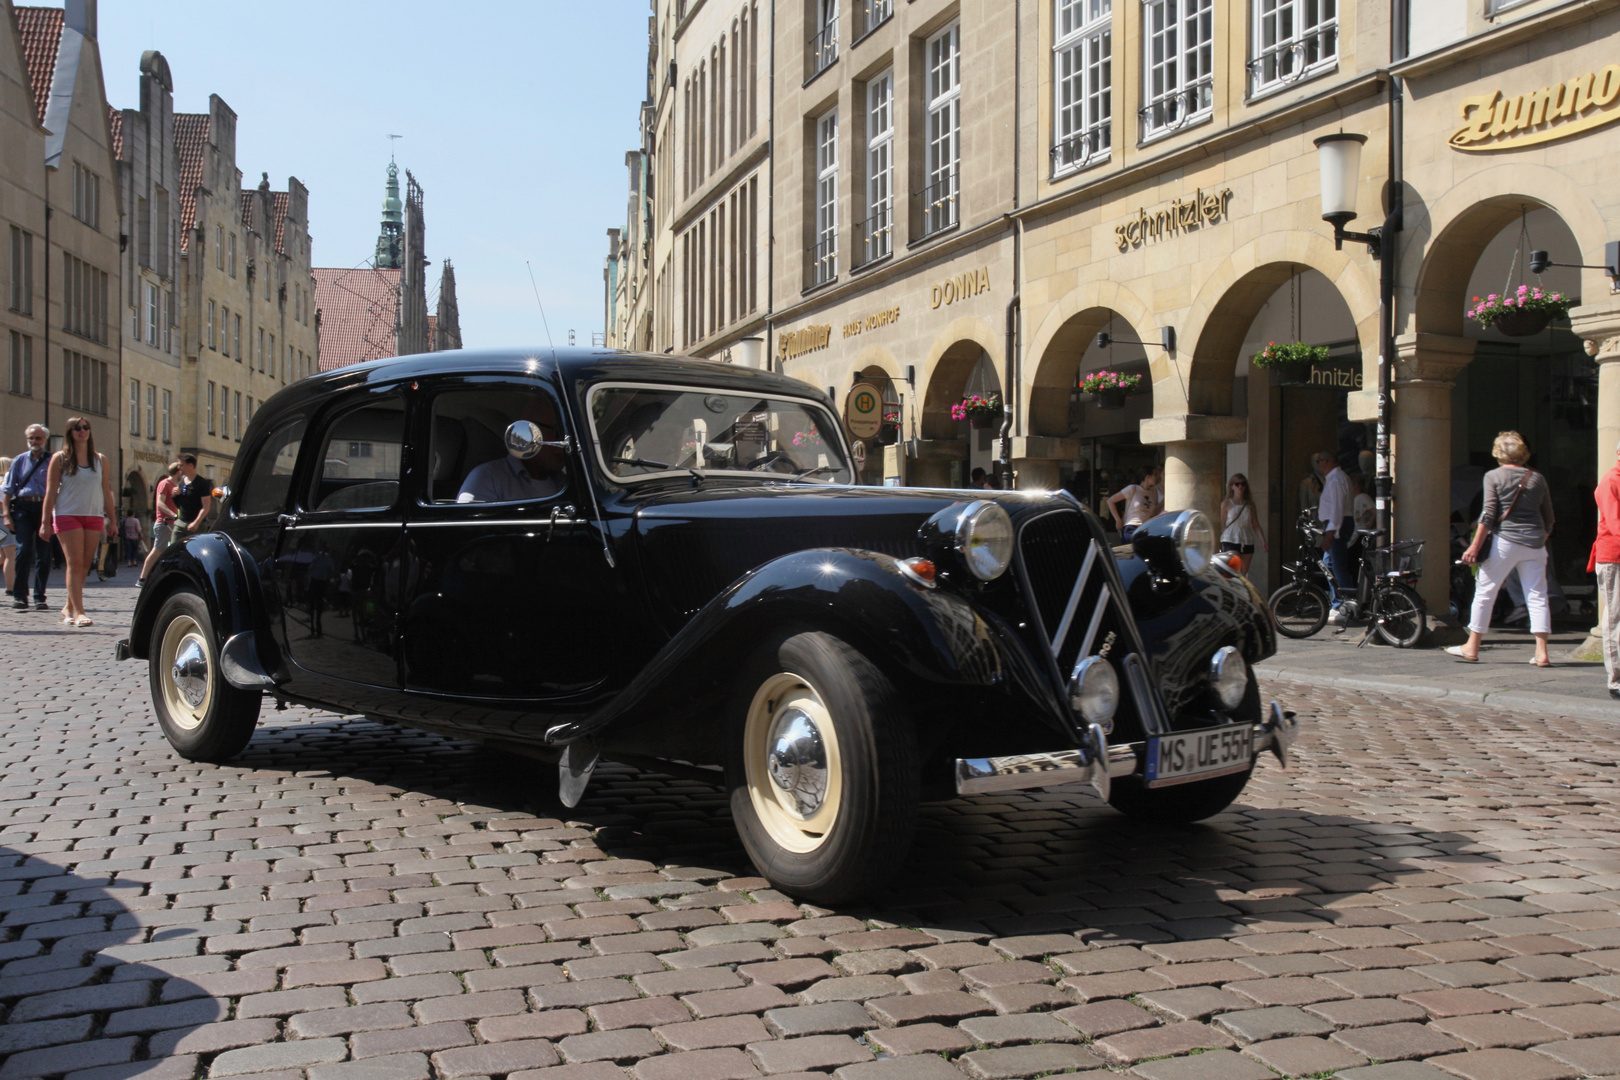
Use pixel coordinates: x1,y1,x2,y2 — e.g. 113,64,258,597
457,399,566,504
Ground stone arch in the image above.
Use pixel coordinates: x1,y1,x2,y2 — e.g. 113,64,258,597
125,470,148,520
921,317,1002,440
1024,281,1155,437
1180,231,1379,415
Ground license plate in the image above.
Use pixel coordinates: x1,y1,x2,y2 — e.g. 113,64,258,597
1144,724,1254,788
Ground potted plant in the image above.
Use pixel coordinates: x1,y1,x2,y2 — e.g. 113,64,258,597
1251,340,1329,386
873,412,900,446
1078,370,1144,410
952,393,1004,430
1468,285,1572,337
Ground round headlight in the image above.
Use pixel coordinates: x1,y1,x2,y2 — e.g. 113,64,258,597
1069,656,1119,726
1209,645,1248,710
1172,510,1216,577
955,501,1014,581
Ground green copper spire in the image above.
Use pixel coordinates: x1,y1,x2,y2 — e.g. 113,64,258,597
374,160,404,269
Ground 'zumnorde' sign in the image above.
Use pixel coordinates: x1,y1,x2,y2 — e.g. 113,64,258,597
1450,65,1620,151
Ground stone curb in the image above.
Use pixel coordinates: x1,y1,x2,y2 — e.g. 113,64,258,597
1255,663,1620,723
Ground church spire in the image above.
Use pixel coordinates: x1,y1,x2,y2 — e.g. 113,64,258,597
374,160,403,269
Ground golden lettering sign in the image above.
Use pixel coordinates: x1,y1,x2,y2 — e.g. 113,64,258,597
132,449,170,464
777,323,832,361
842,305,901,339
1307,364,1363,390
1451,65,1620,151
1115,189,1233,251
932,267,990,309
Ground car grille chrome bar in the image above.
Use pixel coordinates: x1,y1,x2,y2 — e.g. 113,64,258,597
1074,585,1111,672
1049,542,1098,656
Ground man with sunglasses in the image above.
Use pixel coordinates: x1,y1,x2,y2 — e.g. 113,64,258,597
1,424,53,610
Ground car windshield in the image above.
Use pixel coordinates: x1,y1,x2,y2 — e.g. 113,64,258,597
590,385,853,483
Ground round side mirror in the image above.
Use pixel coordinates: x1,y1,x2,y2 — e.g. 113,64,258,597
505,420,543,459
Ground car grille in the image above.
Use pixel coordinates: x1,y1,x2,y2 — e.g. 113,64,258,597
1014,508,1159,740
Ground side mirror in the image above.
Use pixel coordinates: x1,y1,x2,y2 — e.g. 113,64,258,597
506,420,544,459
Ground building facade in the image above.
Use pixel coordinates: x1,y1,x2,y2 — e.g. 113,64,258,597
609,0,1620,619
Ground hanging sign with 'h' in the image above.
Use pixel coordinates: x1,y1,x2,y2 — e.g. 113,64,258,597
845,382,883,441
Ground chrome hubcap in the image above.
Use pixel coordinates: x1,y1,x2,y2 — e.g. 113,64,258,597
171,639,209,709
767,708,828,816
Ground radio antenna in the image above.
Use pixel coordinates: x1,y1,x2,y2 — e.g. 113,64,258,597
526,261,557,360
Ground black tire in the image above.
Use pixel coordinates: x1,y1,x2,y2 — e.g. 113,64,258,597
1108,671,1259,824
726,629,919,904
1373,583,1426,649
1269,580,1329,638
148,590,261,762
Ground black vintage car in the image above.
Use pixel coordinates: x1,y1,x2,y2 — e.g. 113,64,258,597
117,350,1295,902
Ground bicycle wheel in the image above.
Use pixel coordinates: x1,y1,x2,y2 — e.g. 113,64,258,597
1269,580,1329,639
1373,583,1426,648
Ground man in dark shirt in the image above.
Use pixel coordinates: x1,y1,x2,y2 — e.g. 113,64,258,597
171,454,212,541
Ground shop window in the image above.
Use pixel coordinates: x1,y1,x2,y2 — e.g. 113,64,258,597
1054,0,1112,176
1141,0,1212,141
1249,0,1336,97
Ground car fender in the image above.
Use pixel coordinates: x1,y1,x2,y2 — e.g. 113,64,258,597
124,533,282,686
542,547,1009,746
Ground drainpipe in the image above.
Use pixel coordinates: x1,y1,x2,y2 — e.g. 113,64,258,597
1375,0,1407,542
996,0,1022,489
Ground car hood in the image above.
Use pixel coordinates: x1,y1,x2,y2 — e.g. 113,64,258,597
626,482,1070,629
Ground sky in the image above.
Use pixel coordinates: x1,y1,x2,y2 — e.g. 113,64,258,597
84,0,650,350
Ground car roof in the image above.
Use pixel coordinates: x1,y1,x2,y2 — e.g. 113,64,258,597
280,348,833,412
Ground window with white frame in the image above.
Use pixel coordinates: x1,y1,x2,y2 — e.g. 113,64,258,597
164,290,173,352
860,71,894,266
810,0,839,77
207,300,216,350
9,226,31,314
1141,0,1213,139
145,384,156,438
1053,0,1112,175
71,163,100,230
161,389,171,443
813,110,839,285
9,332,30,396
857,0,892,37
145,283,159,345
207,382,216,435
129,379,140,435
1250,0,1336,95
922,23,961,238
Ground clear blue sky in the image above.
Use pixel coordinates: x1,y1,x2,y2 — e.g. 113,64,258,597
84,0,650,349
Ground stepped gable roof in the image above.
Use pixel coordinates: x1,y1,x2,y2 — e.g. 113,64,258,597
172,112,209,251
271,191,289,252
239,188,254,226
15,6,62,124
313,266,401,371
107,105,122,158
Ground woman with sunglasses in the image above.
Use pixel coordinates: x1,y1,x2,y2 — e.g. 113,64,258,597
1219,473,1267,576
37,417,116,627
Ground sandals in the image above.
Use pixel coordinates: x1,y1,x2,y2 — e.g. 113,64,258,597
1444,645,1479,663
1528,657,1551,668
74,616,93,627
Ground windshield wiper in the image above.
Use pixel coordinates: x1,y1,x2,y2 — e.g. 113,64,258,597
609,456,703,483
789,465,839,481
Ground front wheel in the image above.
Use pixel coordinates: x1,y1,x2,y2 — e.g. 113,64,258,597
1108,767,1254,824
1269,580,1329,638
1373,583,1426,648
726,629,919,904
149,590,261,762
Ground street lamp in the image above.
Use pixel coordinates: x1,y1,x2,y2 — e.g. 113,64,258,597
1313,130,1399,543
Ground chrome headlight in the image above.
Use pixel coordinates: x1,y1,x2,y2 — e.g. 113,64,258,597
1069,656,1119,726
1171,510,1216,577
1209,645,1248,710
955,501,1014,581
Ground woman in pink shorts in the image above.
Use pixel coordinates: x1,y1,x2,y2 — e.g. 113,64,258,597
38,416,116,626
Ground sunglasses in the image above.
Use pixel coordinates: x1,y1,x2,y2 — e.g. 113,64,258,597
72,425,91,432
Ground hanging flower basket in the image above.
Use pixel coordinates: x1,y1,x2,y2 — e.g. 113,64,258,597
952,394,1004,429
873,413,900,446
1252,341,1328,386
1078,370,1143,410
1468,286,1570,337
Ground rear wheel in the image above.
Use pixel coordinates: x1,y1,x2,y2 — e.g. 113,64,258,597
149,590,261,762
1373,583,1426,649
726,629,918,904
1269,580,1329,639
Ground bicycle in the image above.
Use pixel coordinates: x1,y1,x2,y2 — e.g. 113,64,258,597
1267,509,1428,648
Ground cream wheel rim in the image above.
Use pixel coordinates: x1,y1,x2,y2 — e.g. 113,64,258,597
743,672,843,853
159,615,212,731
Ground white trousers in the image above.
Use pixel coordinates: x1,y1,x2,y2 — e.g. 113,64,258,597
1469,534,1550,636
1599,563,1620,691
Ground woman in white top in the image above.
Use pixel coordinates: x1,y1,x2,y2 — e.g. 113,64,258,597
37,416,116,626
1108,465,1163,542
1219,473,1268,576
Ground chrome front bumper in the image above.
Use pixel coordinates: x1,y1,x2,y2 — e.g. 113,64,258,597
955,701,1299,798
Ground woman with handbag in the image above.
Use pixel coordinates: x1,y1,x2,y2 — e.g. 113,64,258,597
1446,431,1555,666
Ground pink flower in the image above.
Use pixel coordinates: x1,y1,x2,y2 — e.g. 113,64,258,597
1488,294,1499,302
1518,285,1529,294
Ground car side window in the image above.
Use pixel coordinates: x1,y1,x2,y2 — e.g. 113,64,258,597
235,415,306,517
426,387,569,505
308,393,406,512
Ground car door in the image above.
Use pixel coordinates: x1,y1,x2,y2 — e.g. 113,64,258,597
399,378,616,731
227,410,309,668
273,384,409,696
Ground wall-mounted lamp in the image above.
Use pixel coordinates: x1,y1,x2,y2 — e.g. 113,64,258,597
1314,133,1382,259
905,365,915,388
1094,327,1175,352
1529,244,1620,281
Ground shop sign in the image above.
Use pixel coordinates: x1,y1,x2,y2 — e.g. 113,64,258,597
1450,65,1620,151
132,449,169,464
842,304,901,339
1304,362,1363,390
931,267,990,308
1115,188,1234,250
777,323,832,361
845,382,883,440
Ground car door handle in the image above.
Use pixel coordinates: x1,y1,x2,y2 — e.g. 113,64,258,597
277,514,297,526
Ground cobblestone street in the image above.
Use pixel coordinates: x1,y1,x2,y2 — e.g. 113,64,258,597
8,580,1620,1080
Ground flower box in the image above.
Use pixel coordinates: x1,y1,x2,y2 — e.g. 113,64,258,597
952,394,1004,430
1468,285,1571,337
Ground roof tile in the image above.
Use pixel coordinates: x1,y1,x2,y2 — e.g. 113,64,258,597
313,266,401,372
107,105,123,159
172,112,210,252
14,6,63,124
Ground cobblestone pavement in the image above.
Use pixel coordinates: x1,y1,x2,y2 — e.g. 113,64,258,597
9,582,1620,1079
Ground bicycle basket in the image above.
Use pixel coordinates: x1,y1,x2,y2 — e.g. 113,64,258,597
1373,539,1424,579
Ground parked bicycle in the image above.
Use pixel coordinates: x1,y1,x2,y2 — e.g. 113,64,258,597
1268,509,1427,647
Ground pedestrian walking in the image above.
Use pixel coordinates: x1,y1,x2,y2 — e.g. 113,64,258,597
36,417,116,627
137,462,181,587
120,511,142,566
1109,465,1163,542
1219,473,1267,576
1318,452,1357,624
1299,452,1330,516
2,424,54,610
170,455,212,542
1446,431,1555,667
0,456,13,596
1589,438,1620,699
